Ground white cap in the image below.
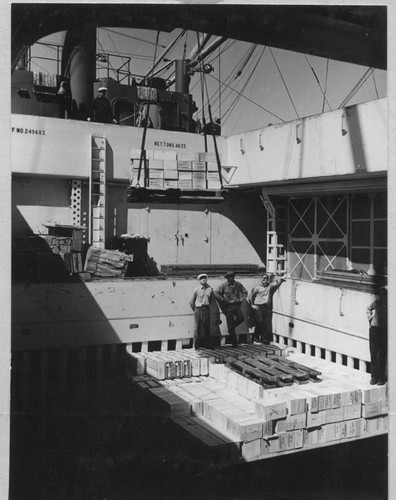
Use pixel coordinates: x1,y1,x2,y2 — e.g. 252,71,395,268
197,273,208,280
98,87,107,92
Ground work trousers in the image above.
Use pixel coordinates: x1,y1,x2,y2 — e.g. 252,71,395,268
253,305,273,344
369,326,386,383
194,306,211,348
224,303,244,347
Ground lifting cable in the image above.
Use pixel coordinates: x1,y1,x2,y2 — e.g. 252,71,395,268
304,54,332,113
338,67,375,108
197,32,224,189
136,30,160,187
269,47,300,119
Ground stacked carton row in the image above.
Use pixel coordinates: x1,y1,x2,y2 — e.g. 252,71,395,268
126,348,211,379
128,349,388,463
130,150,223,190
125,345,287,381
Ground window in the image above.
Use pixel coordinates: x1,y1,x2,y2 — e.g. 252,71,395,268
350,192,387,275
286,192,386,282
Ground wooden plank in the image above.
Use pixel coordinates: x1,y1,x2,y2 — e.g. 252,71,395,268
270,355,322,379
258,356,309,382
247,358,294,384
226,359,278,386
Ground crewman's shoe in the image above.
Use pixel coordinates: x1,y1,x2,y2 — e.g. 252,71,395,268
377,380,385,386
370,378,378,385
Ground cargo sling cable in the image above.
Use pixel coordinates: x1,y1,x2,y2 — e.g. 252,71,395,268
136,30,161,189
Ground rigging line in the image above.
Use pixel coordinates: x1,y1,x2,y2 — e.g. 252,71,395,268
203,44,259,117
211,45,263,121
269,47,300,119
189,40,240,97
372,70,379,99
233,44,257,80
96,38,119,77
104,29,128,66
145,29,186,77
338,67,374,108
338,68,374,108
322,59,330,113
204,39,237,70
304,54,332,112
343,69,375,107
101,28,166,48
228,46,266,133
206,73,286,122
218,46,221,122
222,45,265,126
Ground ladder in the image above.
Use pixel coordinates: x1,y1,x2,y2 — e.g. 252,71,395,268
90,134,106,248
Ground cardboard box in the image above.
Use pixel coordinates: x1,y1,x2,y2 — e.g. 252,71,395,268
207,162,219,172
163,159,178,170
178,171,192,180
163,169,179,180
178,180,192,190
149,159,164,170
153,150,177,161
148,178,164,189
177,152,200,162
192,161,207,171
199,152,218,162
164,180,178,189
177,161,192,171
192,171,206,180
148,169,164,179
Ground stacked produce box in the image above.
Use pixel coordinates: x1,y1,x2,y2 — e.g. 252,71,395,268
130,149,224,191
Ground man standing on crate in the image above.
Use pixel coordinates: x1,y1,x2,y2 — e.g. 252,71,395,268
214,271,248,347
190,274,214,349
248,273,286,344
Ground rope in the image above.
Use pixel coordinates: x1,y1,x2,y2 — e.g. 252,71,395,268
269,47,300,119
222,46,264,127
103,28,166,48
338,67,375,108
207,73,286,123
201,44,260,121
304,54,332,113
322,59,330,113
372,71,379,99
229,46,266,134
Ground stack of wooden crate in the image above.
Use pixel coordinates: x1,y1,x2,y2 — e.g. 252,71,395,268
130,149,226,191
127,347,388,464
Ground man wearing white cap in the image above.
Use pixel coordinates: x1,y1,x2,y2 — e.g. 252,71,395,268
189,273,214,349
87,87,117,124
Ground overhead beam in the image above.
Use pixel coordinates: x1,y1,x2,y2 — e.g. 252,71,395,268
12,4,387,71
